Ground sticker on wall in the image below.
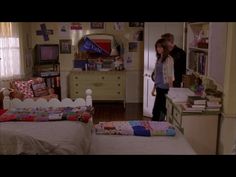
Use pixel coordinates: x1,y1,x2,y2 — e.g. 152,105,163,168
128,42,138,52
129,22,144,27
133,30,143,41
58,22,70,37
113,22,124,31
90,22,104,29
70,22,82,30
124,53,133,69
59,39,72,54
36,23,54,41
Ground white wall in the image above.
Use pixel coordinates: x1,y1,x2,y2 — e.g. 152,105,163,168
219,115,236,154
218,23,236,154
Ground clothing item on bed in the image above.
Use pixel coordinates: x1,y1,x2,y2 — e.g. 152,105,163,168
94,121,176,136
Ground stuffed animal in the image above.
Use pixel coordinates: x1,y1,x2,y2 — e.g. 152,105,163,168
114,56,124,71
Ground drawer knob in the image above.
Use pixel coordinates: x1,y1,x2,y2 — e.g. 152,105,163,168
75,77,78,79
75,91,78,94
102,77,104,79
117,92,120,94
118,84,120,86
117,76,120,79
75,84,78,86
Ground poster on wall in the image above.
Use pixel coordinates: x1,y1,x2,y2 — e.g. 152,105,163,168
70,22,83,30
129,42,138,52
133,30,143,41
58,22,70,37
59,39,72,54
113,22,124,31
90,22,104,29
124,53,133,69
129,22,144,27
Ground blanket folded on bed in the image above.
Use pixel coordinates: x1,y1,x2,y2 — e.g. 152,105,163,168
94,121,176,136
0,106,94,123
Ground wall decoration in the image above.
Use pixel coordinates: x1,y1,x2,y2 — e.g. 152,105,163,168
90,22,104,29
70,22,82,30
58,22,70,37
128,42,138,52
113,22,124,31
59,39,72,54
124,53,133,69
133,30,143,41
36,24,54,41
129,22,144,27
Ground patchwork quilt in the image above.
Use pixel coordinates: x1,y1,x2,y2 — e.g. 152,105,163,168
94,121,176,136
0,106,94,123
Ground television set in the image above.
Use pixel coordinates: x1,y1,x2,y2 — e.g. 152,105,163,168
35,44,59,64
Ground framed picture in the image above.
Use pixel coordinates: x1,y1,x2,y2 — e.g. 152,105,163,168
129,42,138,52
59,39,72,54
133,30,144,41
129,22,144,27
90,22,104,29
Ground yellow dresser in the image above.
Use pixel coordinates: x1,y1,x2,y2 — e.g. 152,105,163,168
69,71,126,104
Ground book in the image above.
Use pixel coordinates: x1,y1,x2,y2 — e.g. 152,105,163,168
205,108,220,112
206,95,222,102
181,103,205,113
192,105,206,108
206,102,222,107
188,96,207,105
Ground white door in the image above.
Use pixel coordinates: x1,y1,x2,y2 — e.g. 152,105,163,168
143,22,184,117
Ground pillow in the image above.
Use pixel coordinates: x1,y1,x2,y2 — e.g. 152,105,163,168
31,82,49,97
14,80,34,99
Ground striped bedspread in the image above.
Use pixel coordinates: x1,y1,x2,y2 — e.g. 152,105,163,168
94,121,176,136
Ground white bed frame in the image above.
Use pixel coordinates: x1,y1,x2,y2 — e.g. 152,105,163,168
2,89,92,109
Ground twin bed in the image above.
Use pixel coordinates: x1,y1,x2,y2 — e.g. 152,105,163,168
0,89,196,155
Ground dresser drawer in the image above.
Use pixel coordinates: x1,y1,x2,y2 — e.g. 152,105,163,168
100,74,124,81
166,114,173,124
72,81,124,90
69,71,126,101
173,118,184,134
72,73,99,81
166,98,173,115
173,107,182,125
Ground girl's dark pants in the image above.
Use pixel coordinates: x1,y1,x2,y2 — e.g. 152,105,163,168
152,87,169,121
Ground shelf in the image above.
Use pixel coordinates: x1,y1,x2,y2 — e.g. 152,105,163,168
189,47,208,53
187,69,207,78
188,22,209,26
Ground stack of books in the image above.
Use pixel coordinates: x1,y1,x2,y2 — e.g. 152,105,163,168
181,96,207,113
206,95,222,112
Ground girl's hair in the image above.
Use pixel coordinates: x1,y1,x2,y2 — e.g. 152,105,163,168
155,38,169,63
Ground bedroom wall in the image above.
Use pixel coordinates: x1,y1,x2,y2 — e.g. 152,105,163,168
218,22,236,154
30,22,144,102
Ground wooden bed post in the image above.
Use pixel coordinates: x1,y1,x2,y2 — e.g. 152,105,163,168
2,89,11,109
85,89,92,106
